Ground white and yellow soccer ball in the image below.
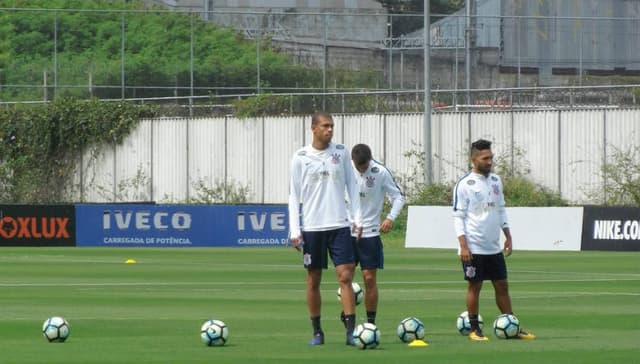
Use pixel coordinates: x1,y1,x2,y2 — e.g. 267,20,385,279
336,282,364,305
200,319,229,346
456,311,484,336
352,322,381,349
493,313,520,339
42,316,70,342
397,316,426,343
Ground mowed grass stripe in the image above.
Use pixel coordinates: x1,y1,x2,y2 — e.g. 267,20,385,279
0,246,638,364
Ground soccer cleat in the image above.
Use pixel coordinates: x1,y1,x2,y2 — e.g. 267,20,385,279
345,336,356,346
516,329,536,340
469,329,489,341
308,332,325,345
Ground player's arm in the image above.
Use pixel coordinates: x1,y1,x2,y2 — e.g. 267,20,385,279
288,155,303,251
343,150,363,239
379,170,404,233
498,176,512,256
453,180,472,263
502,226,512,257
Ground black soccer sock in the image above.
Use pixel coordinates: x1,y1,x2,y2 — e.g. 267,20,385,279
310,316,323,335
340,311,347,328
343,314,356,334
469,314,480,331
366,311,377,324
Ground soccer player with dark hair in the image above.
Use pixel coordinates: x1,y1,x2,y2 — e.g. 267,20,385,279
344,143,404,326
288,111,363,346
452,139,536,341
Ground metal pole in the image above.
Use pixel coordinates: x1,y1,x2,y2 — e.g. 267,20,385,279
388,15,393,89
454,15,459,110
121,13,126,99
322,14,328,110
53,11,58,99
43,69,47,101
517,17,521,88
465,0,472,106
256,30,261,94
579,31,583,87
424,0,432,184
400,50,404,89
190,12,195,117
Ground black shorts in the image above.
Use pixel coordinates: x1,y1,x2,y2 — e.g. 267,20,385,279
461,253,508,281
356,236,384,270
301,227,356,269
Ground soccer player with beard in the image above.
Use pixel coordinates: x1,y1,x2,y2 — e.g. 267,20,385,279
452,139,536,341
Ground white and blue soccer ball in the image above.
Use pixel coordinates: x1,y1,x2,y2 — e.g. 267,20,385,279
397,316,426,342
336,282,364,306
352,322,380,349
200,319,229,346
456,311,484,336
42,316,70,343
493,313,520,339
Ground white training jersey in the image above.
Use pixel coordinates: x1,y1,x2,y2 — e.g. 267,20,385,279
352,160,405,238
288,142,361,239
452,171,508,255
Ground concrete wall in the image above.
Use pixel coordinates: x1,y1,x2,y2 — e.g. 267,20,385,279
405,206,584,251
72,109,640,205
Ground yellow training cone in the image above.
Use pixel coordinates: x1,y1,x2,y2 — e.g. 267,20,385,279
125,259,137,264
408,339,429,347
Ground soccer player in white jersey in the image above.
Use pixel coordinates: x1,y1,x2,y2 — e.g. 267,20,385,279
343,143,404,326
452,139,535,341
288,111,363,346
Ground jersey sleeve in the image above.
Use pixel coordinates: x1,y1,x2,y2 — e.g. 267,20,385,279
343,149,362,227
497,175,509,228
288,153,303,239
381,169,405,221
452,179,468,237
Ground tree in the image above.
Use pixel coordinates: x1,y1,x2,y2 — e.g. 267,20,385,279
0,0,321,101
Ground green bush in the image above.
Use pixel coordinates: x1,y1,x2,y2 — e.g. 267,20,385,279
587,144,640,205
0,98,154,203
502,176,567,206
382,144,568,242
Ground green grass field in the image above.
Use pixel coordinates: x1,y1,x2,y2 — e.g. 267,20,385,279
0,244,638,364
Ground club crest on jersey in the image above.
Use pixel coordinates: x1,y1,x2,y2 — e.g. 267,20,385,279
331,153,341,164
366,176,375,188
465,266,477,278
492,184,500,195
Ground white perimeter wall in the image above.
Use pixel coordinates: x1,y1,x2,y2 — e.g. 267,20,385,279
405,206,584,251
72,109,640,204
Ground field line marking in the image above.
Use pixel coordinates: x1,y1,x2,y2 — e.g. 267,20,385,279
1,277,639,288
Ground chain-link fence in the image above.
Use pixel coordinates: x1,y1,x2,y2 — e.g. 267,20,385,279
1,6,640,114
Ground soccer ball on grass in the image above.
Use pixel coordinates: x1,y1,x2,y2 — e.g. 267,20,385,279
493,313,520,339
456,311,484,335
336,282,364,305
42,316,70,342
352,322,380,349
200,319,229,346
397,316,426,342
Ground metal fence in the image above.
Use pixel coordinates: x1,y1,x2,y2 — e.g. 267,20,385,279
2,6,640,113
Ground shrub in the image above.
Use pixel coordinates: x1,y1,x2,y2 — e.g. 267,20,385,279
587,144,640,205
